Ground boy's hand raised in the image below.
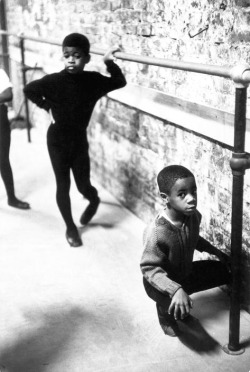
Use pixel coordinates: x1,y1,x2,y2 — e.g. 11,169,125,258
103,46,121,63
168,287,193,320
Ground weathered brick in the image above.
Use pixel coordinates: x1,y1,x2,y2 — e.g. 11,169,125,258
123,24,138,35
5,0,250,311
137,23,152,36
121,0,134,8
236,0,250,6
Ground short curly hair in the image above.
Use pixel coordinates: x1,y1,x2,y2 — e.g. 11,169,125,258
62,33,90,55
157,165,194,195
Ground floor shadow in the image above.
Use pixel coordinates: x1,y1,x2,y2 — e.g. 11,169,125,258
0,300,137,372
0,305,87,372
178,316,221,355
79,222,115,233
240,337,250,349
78,198,127,230
99,200,122,208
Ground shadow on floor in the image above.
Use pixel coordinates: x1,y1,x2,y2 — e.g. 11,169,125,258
175,289,232,354
100,200,122,208
0,300,136,372
241,338,250,349
0,305,86,372
78,198,126,232
80,222,115,232
178,316,221,355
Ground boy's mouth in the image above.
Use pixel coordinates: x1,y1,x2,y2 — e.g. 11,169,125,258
186,205,196,211
66,66,77,73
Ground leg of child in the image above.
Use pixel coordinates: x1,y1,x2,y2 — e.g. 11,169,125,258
0,105,29,209
168,260,230,323
143,278,179,337
182,260,230,295
47,141,82,247
171,260,230,326
71,147,100,225
0,105,15,199
143,260,230,336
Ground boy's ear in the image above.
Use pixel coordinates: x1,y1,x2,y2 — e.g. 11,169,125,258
160,192,169,202
85,54,91,64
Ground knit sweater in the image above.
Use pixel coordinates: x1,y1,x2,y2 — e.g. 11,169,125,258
140,210,213,297
23,60,126,140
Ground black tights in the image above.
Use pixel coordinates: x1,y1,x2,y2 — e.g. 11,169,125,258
47,130,98,231
0,104,15,200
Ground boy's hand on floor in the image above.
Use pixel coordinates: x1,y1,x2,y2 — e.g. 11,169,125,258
168,288,193,320
103,46,121,63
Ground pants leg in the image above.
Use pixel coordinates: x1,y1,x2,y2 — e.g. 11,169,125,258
0,105,15,199
47,139,76,231
71,144,98,202
143,260,230,309
182,260,230,295
143,277,172,309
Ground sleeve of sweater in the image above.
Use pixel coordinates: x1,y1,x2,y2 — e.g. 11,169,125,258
140,222,182,297
95,60,126,97
23,76,51,112
197,235,223,255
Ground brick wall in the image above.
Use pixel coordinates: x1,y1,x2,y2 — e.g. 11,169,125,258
5,0,250,111
3,0,250,310
89,97,250,310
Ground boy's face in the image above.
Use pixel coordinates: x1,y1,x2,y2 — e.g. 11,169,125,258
63,46,90,74
165,176,197,216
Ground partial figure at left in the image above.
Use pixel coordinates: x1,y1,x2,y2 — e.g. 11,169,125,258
0,68,30,209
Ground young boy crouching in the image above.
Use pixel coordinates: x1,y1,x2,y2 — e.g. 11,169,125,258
140,165,231,337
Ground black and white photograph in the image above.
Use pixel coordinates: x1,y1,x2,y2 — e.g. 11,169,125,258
0,0,250,371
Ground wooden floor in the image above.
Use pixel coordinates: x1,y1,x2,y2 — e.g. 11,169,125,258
0,128,250,372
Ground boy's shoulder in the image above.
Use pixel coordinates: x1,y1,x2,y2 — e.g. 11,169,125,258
143,214,173,240
38,71,63,83
36,70,94,83
143,214,179,250
143,210,202,246
146,209,202,231
60,70,104,81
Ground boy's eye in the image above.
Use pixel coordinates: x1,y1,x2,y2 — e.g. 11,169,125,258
178,193,186,199
63,54,81,59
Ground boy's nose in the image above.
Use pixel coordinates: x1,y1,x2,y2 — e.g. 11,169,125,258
187,194,196,204
68,56,75,63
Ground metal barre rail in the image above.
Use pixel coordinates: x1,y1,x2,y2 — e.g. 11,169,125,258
1,29,250,84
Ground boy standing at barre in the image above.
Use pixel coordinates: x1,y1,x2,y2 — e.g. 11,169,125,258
24,33,126,247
